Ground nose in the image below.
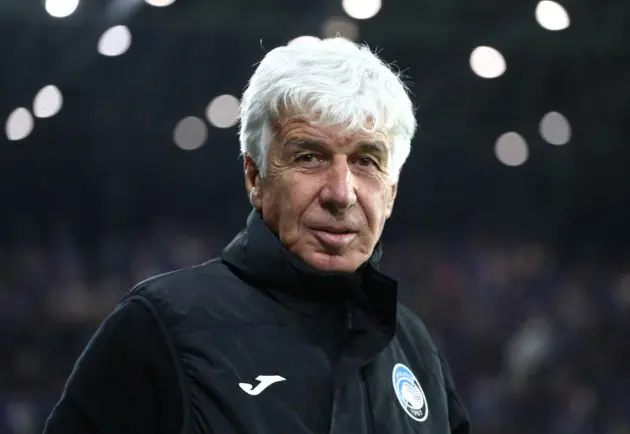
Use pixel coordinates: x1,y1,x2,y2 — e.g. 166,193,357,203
320,157,357,214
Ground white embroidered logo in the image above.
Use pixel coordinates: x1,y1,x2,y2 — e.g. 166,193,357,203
392,363,429,422
239,375,286,396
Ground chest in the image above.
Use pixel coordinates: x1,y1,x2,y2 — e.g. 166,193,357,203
176,324,451,434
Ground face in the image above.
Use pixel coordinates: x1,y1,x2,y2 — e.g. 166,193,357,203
244,114,397,272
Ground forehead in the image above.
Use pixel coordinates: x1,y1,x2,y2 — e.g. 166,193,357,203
272,113,390,152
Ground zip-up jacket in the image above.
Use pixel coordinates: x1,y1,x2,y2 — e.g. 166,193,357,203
44,211,470,434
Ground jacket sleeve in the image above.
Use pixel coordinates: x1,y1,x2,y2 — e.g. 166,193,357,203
439,352,471,434
43,297,183,434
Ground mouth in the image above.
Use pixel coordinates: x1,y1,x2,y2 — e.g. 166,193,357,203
310,227,358,248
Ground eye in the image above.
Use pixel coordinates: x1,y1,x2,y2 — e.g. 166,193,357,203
356,155,378,167
294,153,324,167
296,153,316,162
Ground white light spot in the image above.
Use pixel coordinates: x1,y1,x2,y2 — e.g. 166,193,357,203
495,132,529,167
470,46,506,79
539,111,571,145
205,94,240,129
287,36,321,46
342,0,381,20
173,116,207,151
45,0,79,18
535,1,570,31
321,16,360,41
33,85,63,119
145,0,176,6
98,25,132,57
5,108,35,141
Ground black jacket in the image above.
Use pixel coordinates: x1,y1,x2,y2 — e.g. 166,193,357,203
44,211,470,434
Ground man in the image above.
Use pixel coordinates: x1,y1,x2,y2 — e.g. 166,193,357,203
44,37,469,434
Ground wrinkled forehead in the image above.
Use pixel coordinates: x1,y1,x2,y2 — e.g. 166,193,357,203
271,106,391,153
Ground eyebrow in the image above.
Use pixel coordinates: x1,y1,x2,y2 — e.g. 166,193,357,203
356,141,388,157
284,139,328,153
284,139,388,156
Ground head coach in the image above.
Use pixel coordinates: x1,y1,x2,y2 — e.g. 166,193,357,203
44,37,470,434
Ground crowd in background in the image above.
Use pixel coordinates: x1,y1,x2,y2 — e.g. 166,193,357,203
0,221,628,434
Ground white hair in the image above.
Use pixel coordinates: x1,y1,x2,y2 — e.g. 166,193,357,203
238,37,417,183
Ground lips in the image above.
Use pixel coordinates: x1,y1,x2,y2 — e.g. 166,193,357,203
314,226,355,234
310,226,358,249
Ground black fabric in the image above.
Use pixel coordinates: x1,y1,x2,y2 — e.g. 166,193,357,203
221,211,398,334
44,211,470,434
43,299,182,434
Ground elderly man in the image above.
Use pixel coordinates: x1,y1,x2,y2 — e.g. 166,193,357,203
44,37,469,434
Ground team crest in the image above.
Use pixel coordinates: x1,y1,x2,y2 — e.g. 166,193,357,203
392,363,429,422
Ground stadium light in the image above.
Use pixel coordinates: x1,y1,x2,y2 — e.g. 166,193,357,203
495,132,529,167
45,0,80,18
321,17,359,41
205,95,240,129
33,85,63,119
470,46,507,79
98,25,132,57
539,111,571,145
535,1,570,31
145,0,177,7
342,0,381,20
5,108,35,141
173,116,208,151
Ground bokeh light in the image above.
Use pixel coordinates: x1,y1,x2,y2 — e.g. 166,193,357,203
45,0,80,18
33,85,63,119
342,0,382,20
321,16,359,41
98,25,132,57
470,46,507,79
173,116,208,151
535,1,570,31
205,95,240,129
540,111,571,145
145,0,177,6
5,108,35,141
495,132,529,166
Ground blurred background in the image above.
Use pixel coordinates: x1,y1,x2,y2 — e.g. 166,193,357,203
1,0,629,433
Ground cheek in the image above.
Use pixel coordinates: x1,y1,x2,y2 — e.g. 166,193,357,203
287,177,321,216
264,174,317,224
359,182,392,225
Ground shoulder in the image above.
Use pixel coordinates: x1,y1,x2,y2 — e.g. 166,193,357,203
121,258,275,326
125,258,233,300
81,298,166,355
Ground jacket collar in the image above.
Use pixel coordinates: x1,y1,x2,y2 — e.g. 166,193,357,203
221,211,398,329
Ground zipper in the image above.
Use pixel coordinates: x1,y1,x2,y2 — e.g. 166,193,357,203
329,300,355,434
360,368,375,434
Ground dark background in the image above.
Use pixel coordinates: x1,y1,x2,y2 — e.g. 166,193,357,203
0,0,628,433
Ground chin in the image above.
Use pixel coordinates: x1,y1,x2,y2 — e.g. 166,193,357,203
303,251,364,273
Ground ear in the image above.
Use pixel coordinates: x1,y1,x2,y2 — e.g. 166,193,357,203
243,154,263,210
385,183,397,219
